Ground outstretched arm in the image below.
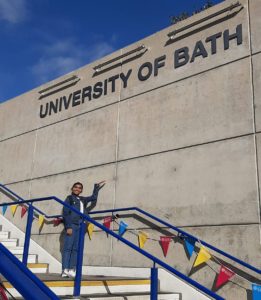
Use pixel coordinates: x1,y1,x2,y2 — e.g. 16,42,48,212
83,181,106,212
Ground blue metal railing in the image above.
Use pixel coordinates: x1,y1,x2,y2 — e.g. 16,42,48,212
1,183,260,298
2,183,260,276
89,207,261,275
0,195,224,300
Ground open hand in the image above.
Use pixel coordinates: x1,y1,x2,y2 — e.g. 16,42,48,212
66,228,73,236
95,180,106,190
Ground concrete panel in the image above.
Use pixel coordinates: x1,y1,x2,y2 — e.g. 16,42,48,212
118,58,253,160
31,229,112,266
28,163,116,231
0,0,251,142
0,132,36,183
0,181,31,200
111,224,261,269
0,49,123,141
0,164,116,264
116,136,258,227
111,224,261,268
254,134,261,211
111,224,260,299
30,233,62,263
120,0,250,100
253,53,261,131
29,164,116,265
0,181,31,233
32,104,118,178
84,230,112,266
249,0,261,54
0,90,39,141
186,225,261,268
37,49,122,128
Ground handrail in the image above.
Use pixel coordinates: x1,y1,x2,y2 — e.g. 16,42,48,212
1,180,259,276
89,207,261,275
0,183,61,219
0,197,224,300
0,184,260,292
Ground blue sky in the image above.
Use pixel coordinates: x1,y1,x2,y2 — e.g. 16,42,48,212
0,0,224,103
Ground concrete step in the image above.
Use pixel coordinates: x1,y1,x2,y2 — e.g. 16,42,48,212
8,246,24,254
0,231,9,239
0,227,49,273
0,238,18,247
28,263,48,274
5,245,38,262
16,254,37,263
62,294,180,300
4,276,152,298
66,294,180,300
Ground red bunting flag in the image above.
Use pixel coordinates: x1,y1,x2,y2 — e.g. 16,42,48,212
21,206,27,218
215,265,235,288
160,236,172,257
53,218,63,226
0,285,8,300
103,216,112,230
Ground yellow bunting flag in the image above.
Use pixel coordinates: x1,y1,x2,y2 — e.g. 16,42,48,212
11,204,18,216
87,223,94,240
38,215,45,228
193,246,211,268
138,231,148,249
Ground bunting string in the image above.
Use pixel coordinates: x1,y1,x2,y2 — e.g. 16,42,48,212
194,238,254,285
0,205,259,296
108,215,259,294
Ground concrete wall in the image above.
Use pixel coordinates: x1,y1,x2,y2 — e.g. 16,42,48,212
0,0,260,298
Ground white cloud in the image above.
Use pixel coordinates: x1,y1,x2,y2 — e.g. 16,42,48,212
0,0,27,23
32,56,83,83
31,37,116,84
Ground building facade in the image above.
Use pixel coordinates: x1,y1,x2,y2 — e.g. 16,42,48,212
0,0,260,298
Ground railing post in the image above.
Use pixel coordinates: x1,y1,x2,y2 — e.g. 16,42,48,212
22,204,33,265
151,264,158,300
73,219,86,297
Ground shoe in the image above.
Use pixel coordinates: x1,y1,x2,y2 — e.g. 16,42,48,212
61,268,70,278
68,269,76,278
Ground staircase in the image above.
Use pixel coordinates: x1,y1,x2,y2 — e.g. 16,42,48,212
1,184,260,300
0,223,180,299
0,227,48,273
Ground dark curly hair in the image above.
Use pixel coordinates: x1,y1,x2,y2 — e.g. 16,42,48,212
72,182,83,189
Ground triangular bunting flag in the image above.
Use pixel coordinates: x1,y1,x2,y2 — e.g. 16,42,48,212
138,231,148,249
160,236,172,257
87,223,94,240
21,206,27,218
0,285,8,300
2,205,7,215
53,218,63,226
11,204,18,216
38,215,45,228
215,265,235,288
184,237,196,258
103,216,112,230
193,246,211,268
118,221,128,236
252,284,261,300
